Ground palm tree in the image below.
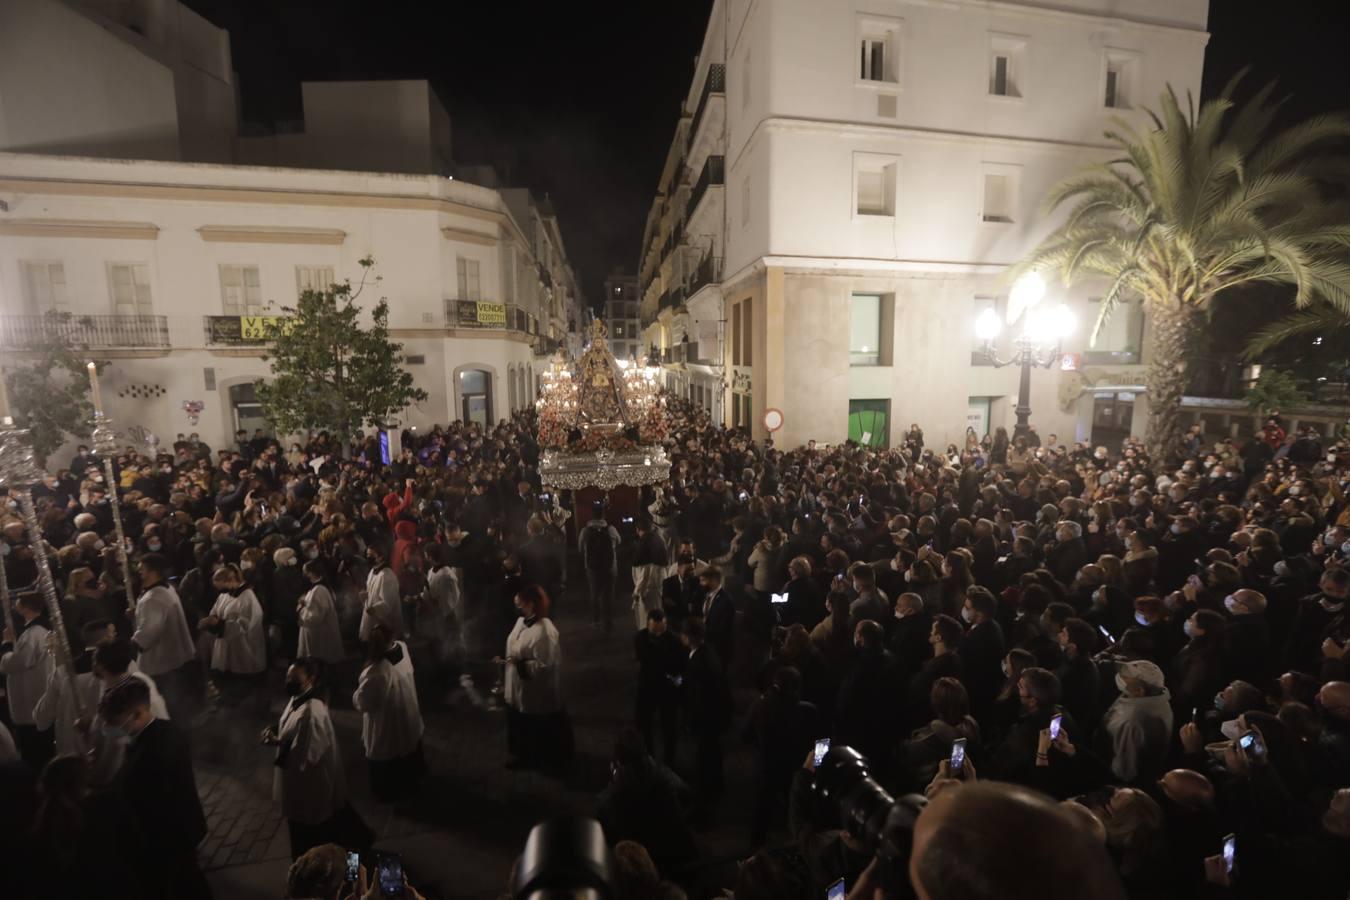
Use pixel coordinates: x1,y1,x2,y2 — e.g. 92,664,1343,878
1015,73,1350,461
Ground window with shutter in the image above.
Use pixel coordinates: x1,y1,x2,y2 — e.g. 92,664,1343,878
220,265,263,315
457,258,482,301
295,266,334,297
982,174,1013,223
22,261,69,314
109,263,153,315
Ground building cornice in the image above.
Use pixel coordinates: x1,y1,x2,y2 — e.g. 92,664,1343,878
0,174,532,255
440,226,497,246
898,0,1210,40
721,254,1011,290
729,114,1115,172
197,225,346,245
0,218,159,240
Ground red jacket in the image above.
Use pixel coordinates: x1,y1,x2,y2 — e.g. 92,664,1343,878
383,483,414,527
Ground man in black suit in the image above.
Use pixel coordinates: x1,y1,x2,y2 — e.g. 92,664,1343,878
681,618,732,817
698,566,735,668
905,614,965,731
662,555,702,627
889,591,933,683
99,677,210,900
519,516,564,603
635,609,685,764
957,586,1006,719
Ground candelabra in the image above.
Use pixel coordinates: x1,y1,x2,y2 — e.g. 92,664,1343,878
974,272,1076,440
0,417,88,723
85,363,136,618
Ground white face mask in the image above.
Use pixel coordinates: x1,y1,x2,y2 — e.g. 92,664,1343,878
1220,719,1243,741
1114,673,1128,693
1171,523,1182,536
1289,485,1301,496
961,606,975,624
1223,594,1240,614
1134,611,1149,627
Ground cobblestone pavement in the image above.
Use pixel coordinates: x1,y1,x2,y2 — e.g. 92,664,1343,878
193,583,768,899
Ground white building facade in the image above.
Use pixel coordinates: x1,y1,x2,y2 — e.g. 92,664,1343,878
0,0,584,454
641,0,1210,450
603,273,641,361
0,152,580,448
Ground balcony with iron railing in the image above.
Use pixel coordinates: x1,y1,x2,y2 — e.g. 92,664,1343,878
0,314,170,349
688,255,723,297
688,63,726,151
686,155,725,223
658,283,688,313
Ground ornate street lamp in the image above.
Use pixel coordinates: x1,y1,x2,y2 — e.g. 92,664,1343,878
975,272,1076,439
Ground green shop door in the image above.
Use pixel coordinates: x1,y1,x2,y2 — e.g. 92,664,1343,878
848,399,890,447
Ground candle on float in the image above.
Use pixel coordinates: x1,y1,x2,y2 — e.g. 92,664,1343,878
87,361,103,415
0,357,10,421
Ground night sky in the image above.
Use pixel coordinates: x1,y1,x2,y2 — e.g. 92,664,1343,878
184,0,1349,309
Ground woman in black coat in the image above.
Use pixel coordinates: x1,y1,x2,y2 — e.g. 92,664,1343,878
1170,608,1229,717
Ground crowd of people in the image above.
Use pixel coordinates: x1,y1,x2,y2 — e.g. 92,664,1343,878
1,402,1349,899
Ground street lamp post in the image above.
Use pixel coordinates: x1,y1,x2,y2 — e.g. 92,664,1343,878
975,272,1075,440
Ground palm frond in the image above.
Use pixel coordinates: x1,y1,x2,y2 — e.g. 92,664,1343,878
1244,305,1350,357
1091,265,1146,347
1248,114,1350,176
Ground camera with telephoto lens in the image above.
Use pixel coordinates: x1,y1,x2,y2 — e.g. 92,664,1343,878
810,746,927,898
511,816,613,899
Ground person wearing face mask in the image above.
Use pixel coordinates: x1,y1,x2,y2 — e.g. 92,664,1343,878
1158,515,1204,593
1170,609,1229,718
200,563,267,707
1,593,56,769
297,560,344,665
889,592,933,679
494,586,567,773
31,620,112,760
1222,589,1272,686
130,553,196,721
956,587,1005,717
1285,568,1350,674
84,638,171,786
97,676,210,900
360,542,402,643
1129,596,1182,670
262,658,364,860
1097,659,1172,784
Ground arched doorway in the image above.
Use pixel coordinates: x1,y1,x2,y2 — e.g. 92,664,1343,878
507,366,518,413
459,368,492,426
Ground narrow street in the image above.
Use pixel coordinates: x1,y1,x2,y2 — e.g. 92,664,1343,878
192,576,765,899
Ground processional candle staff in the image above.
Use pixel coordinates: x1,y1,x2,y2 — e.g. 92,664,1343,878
0,415,89,733
86,361,136,618
0,368,9,631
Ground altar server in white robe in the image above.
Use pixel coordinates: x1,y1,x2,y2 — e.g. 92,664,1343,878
200,564,266,704
353,625,424,801
496,585,571,769
32,621,117,757
1,593,55,768
264,658,354,859
297,561,344,664
86,638,169,786
360,543,402,643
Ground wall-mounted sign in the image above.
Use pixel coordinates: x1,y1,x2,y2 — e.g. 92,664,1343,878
762,408,784,432
205,316,289,344
456,301,508,327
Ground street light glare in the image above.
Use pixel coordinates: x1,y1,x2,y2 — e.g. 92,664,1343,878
1007,270,1047,323
1051,303,1076,338
975,307,1003,341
